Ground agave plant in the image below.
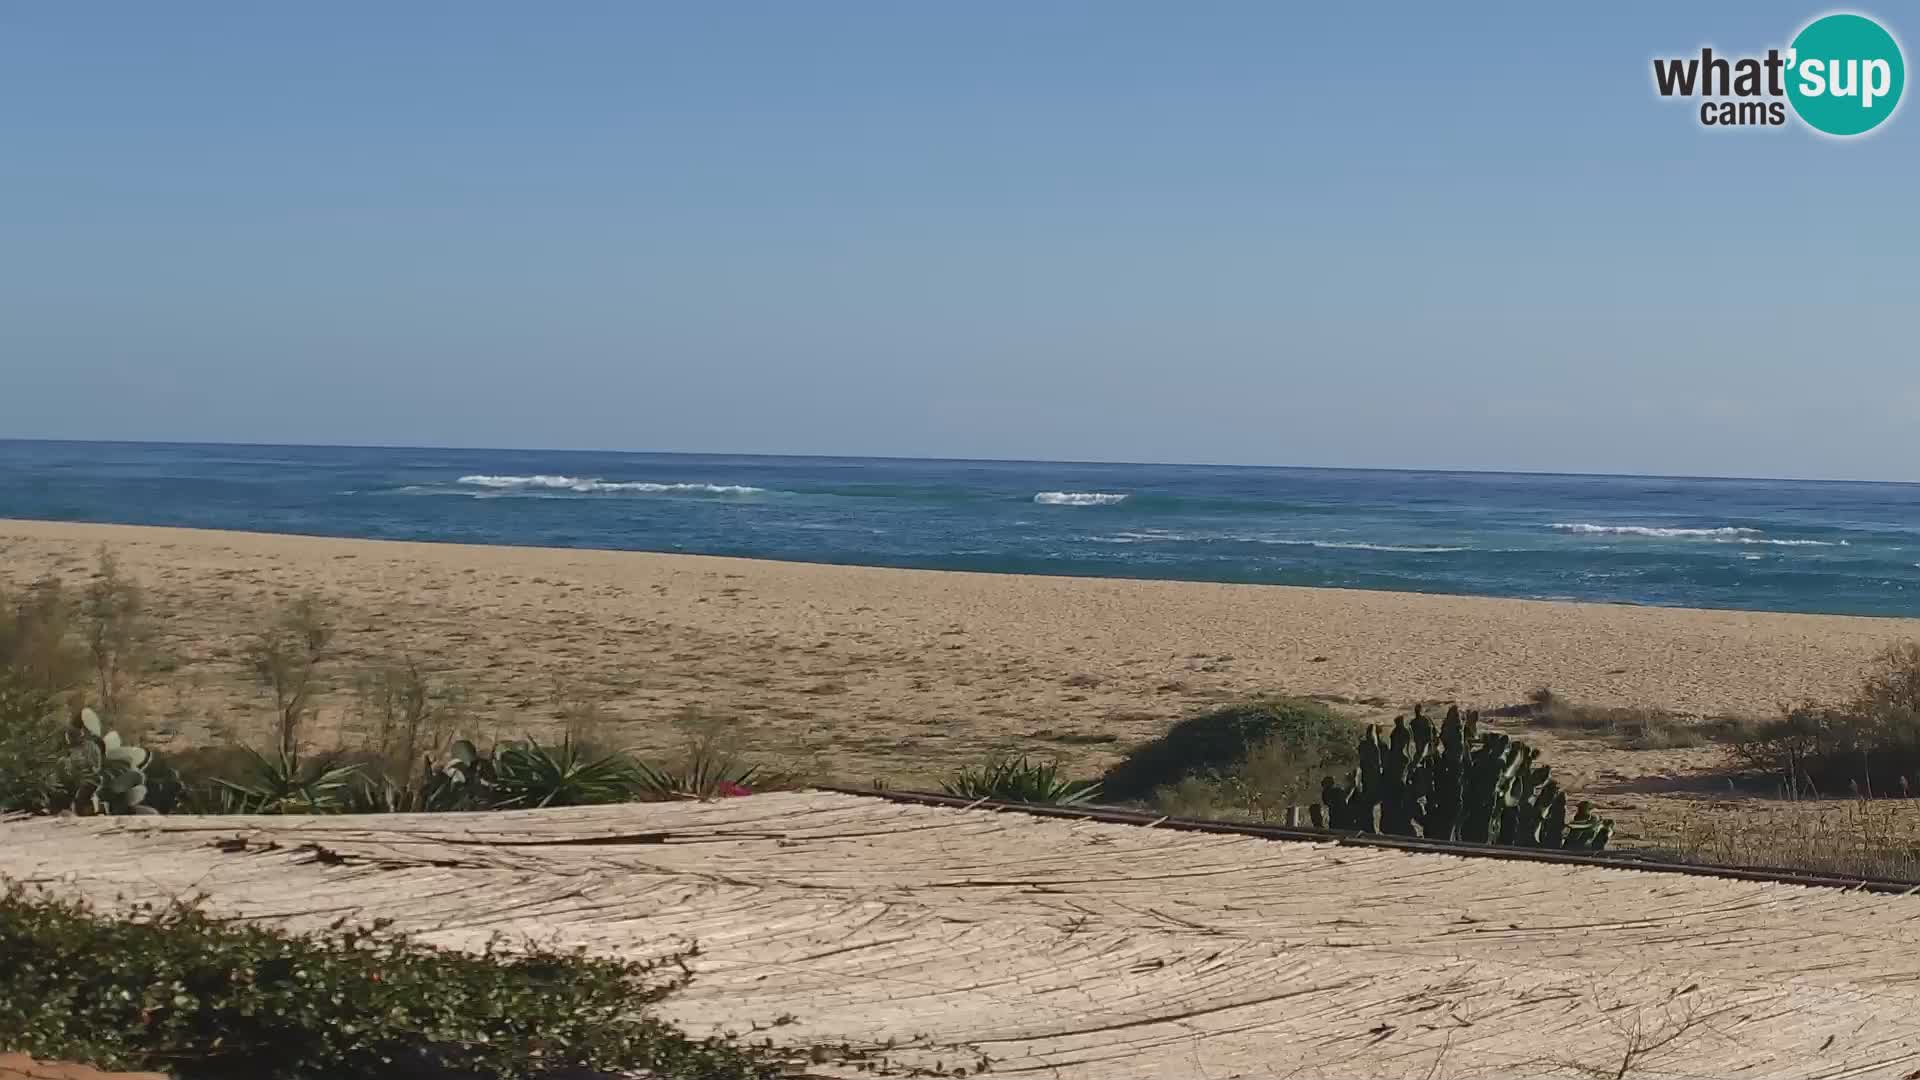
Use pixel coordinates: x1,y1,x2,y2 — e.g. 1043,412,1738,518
213,746,364,815
630,735,791,801
489,735,641,808
941,754,1101,805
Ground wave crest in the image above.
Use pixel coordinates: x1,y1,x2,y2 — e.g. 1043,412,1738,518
1550,523,1758,538
456,474,762,495
1035,491,1128,506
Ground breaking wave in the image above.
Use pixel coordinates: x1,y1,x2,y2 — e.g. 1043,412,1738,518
1550,522,1843,547
456,474,763,495
1035,491,1129,506
1274,540,1467,553
1551,523,1758,538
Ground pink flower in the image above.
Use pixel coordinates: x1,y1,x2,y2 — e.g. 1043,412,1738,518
715,781,752,798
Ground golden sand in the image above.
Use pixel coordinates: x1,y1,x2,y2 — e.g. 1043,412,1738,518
4,517,1914,793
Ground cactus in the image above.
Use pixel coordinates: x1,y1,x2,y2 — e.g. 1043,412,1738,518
66,707,160,815
1314,704,1612,852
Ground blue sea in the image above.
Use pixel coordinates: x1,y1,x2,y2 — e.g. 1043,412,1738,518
4,440,1920,618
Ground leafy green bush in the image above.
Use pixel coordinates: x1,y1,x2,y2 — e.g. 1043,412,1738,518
0,673,69,814
941,754,1100,804
1102,698,1357,803
0,883,785,1079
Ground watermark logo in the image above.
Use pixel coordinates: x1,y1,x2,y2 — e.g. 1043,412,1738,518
1653,11,1904,136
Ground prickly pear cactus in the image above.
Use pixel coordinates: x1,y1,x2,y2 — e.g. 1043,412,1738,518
67,707,160,815
1314,704,1612,851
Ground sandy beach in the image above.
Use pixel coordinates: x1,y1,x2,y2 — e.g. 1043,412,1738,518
4,517,1915,793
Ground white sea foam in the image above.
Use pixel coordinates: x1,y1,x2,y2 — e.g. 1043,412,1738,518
1034,491,1129,506
1550,522,1844,546
456,474,762,495
1551,523,1758,538
1272,540,1467,553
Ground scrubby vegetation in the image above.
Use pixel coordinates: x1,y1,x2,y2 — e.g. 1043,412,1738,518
1725,642,1920,796
0,884,789,1080
1632,792,1920,881
1102,698,1357,811
0,556,799,818
1519,688,1722,750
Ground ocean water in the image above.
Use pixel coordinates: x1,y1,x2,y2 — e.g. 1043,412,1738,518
4,440,1920,618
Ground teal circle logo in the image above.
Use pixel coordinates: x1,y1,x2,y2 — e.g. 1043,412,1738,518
1786,13,1905,136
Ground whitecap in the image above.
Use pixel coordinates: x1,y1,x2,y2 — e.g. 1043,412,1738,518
456,474,762,495
1034,491,1129,506
1550,523,1758,538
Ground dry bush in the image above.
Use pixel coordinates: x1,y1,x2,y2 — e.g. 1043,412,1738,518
0,577,89,702
353,657,467,783
1726,642,1920,795
79,549,153,723
1523,688,1716,750
1631,794,1920,882
243,593,334,757
548,677,615,750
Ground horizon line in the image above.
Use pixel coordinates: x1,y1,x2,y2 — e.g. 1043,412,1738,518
1,435,1913,489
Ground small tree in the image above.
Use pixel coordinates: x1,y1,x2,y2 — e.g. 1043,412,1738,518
80,549,152,722
354,657,464,807
244,594,333,758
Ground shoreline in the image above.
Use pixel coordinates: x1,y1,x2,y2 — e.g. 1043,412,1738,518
3,516,1909,624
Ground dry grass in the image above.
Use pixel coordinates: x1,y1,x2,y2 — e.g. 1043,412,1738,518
1521,688,1737,750
1628,794,1920,882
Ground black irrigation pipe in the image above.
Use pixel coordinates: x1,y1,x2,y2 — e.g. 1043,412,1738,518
820,785,1920,897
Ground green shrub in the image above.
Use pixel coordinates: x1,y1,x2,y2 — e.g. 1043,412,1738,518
942,754,1100,804
0,882,785,1079
1102,698,1357,803
0,673,69,813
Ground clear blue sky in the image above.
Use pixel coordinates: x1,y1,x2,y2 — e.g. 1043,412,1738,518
2,3,1913,479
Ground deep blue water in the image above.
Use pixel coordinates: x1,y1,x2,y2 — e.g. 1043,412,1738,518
5,440,1920,617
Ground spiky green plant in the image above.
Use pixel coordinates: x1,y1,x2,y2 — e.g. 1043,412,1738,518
212,746,364,815
1312,705,1612,851
489,735,641,808
941,754,1101,805
631,735,794,801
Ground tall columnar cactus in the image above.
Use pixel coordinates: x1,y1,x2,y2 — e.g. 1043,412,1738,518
1315,704,1611,852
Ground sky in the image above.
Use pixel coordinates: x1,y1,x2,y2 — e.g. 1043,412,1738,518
2,3,1915,480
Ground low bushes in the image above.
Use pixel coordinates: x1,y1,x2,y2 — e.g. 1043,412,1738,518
1521,689,1711,750
0,884,786,1080
1102,698,1357,804
1728,643,1920,795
